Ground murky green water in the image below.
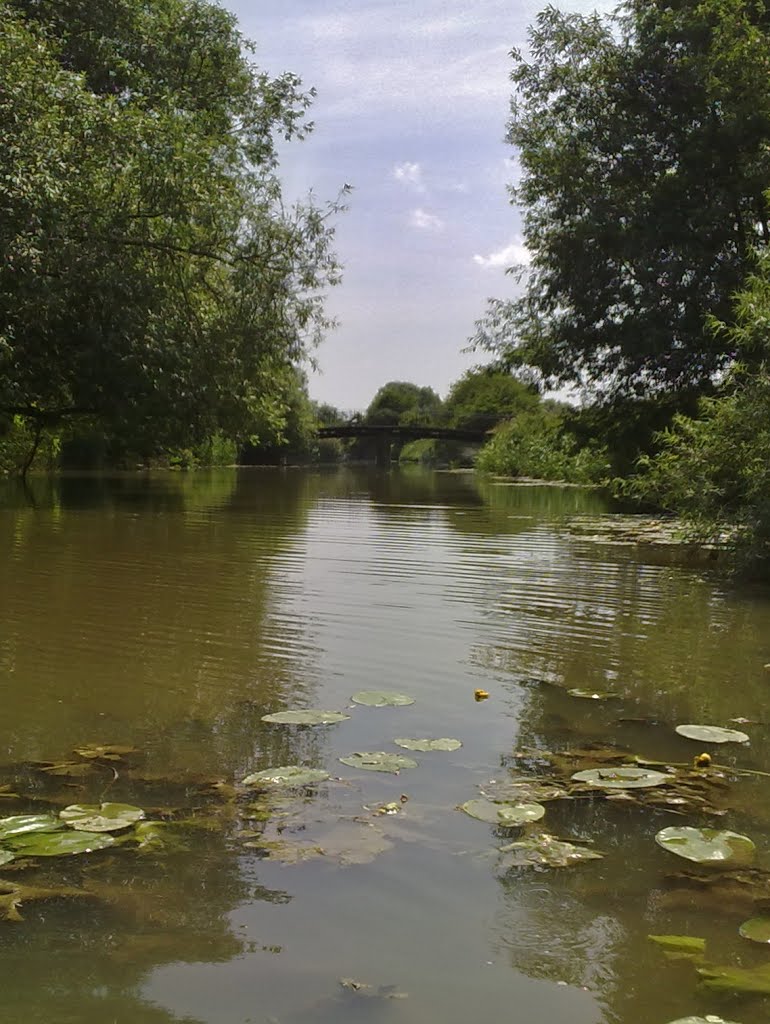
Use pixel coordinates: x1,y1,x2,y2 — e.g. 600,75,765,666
2,467,770,1024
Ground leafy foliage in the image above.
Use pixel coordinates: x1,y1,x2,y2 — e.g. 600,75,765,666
0,0,342,460
476,408,609,483
365,382,443,427
444,367,539,432
474,0,770,398
622,253,770,572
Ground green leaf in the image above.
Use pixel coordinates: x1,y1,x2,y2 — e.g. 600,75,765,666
648,934,707,961
73,744,139,761
242,766,330,787
649,934,707,953
393,737,462,751
699,960,770,994
498,833,602,867
566,688,617,699
459,799,545,825
665,1018,742,1024
339,752,418,774
655,827,756,866
6,830,115,857
0,814,63,840
571,767,669,789
60,802,145,832
739,917,770,943
675,725,749,744
0,850,15,866
132,821,189,854
261,710,351,725
351,691,415,707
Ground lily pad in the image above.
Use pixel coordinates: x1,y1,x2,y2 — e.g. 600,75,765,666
649,934,707,961
73,744,139,761
567,688,617,700
739,916,770,943
676,724,749,744
242,766,331,787
339,752,418,774
459,799,545,825
350,691,415,707
571,767,670,789
60,803,145,832
656,827,756,866
132,821,190,854
665,1018,742,1024
261,710,351,725
6,829,115,857
393,738,462,752
0,814,63,840
498,833,602,867
699,960,770,994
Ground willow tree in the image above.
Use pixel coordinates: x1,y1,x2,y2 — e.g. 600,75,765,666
0,0,343,457
475,0,770,399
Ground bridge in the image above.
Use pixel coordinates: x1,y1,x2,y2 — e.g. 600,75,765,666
317,423,490,465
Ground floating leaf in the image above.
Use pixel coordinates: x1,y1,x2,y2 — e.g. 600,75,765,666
6,829,115,857
0,814,63,840
571,767,670,789
339,752,417,774
242,766,330,787
350,691,415,707
498,833,602,867
393,738,462,752
665,1017,742,1024
675,725,749,744
0,850,15,866
649,934,707,954
459,799,545,825
482,780,569,804
656,827,756,867
739,917,770,943
567,688,617,700
60,803,145,833
73,744,139,761
261,710,351,725
699,960,770,994
132,821,189,854
39,761,103,778
649,935,707,961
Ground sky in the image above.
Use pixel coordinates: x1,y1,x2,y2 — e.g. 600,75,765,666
226,0,603,413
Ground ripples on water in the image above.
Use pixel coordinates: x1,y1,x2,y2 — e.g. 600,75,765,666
1,468,770,1024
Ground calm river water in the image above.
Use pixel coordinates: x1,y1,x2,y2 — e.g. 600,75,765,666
2,467,770,1024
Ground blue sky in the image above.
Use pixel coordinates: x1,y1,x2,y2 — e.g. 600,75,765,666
227,0,603,413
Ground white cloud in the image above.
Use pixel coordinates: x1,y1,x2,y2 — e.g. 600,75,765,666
409,208,444,231
473,238,530,269
393,162,425,190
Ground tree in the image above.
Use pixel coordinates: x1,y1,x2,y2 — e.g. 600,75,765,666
444,366,539,432
365,381,443,426
0,0,343,459
625,247,770,572
474,0,770,399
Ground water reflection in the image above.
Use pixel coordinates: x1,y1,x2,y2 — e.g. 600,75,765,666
2,468,770,1024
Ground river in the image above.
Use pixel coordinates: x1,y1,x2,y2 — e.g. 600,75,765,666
1,467,770,1024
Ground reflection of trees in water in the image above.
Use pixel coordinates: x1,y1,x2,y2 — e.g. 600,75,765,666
0,827,291,1024
466,517,770,766
0,469,335,774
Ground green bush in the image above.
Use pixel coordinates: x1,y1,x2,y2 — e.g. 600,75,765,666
476,410,609,484
0,417,60,475
621,372,770,571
